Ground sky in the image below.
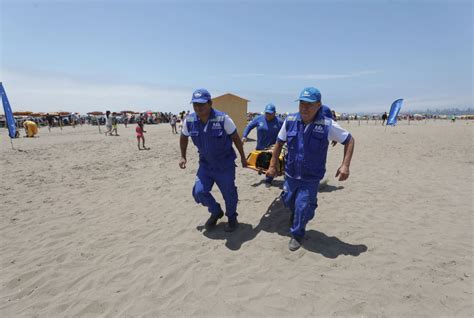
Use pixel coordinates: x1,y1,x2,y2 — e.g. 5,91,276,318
1,0,472,114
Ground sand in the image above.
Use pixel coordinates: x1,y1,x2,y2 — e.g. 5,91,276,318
0,119,472,317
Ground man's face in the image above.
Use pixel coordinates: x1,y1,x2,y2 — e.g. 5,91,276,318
193,102,212,118
265,112,275,121
299,101,321,123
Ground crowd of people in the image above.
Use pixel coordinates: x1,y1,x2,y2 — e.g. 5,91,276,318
3,110,192,139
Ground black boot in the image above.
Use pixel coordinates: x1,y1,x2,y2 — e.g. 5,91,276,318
288,237,302,251
224,218,239,232
204,210,224,230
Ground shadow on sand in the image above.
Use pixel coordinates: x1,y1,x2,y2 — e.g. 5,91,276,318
250,179,345,194
197,196,367,257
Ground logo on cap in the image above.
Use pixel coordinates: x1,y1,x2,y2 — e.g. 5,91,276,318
191,88,211,103
296,87,321,102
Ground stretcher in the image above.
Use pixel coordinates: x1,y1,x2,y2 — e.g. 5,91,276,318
246,148,285,176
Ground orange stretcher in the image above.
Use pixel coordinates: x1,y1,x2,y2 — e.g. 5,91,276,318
246,149,285,176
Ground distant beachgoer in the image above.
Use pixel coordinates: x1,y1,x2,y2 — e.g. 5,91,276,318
23,120,38,137
105,111,113,136
382,112,388,125
178,111,185,130
170,115,178,134
71,113,77,128
136,121,148,150
46,113,54,131
451,115,456,123
111,115,119,136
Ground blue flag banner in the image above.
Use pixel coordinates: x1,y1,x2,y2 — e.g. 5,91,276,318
387,98,403,126
1,82,17,139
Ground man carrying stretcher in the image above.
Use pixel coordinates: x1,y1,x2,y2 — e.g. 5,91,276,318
242,103,284,186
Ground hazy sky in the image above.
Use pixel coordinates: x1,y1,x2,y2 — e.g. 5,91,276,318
1,0,472,114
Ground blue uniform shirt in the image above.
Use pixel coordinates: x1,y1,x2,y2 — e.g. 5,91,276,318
243,115,284,150
278,109,351,181
182,108,237,170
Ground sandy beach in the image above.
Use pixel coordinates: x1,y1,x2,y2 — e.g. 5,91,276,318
0,119,472,317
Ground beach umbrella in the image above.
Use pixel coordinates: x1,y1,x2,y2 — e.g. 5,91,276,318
30,112,47,117
87,111,104,116
13,111,32,116
49,112,70,130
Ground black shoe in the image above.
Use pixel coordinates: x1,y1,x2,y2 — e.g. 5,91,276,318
204,210,224,230
224,219,239,232
289,237,302,251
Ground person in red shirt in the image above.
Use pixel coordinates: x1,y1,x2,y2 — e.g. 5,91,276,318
136,120,148,150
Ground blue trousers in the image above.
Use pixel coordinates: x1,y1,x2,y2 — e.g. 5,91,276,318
282,177,320,238
192,164,238,221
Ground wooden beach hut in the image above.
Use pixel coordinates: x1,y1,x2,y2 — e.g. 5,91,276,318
211,93,249,136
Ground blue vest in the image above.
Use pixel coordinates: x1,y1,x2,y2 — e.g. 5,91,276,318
186,109,236,170
284,109,331,181
243,115,284,150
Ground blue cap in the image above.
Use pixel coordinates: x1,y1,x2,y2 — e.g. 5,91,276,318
264,103,276,113
296,87,322,103
190,88,211,103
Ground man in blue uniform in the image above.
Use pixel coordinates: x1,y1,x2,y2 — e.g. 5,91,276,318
242,103,284,186
242,103,284,150
179,88,247,232
267,87,355,251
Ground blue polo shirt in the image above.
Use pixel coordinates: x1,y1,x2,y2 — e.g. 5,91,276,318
243,115,284,150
